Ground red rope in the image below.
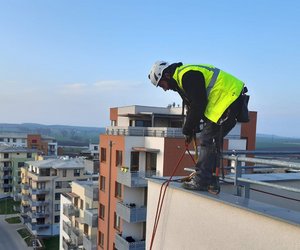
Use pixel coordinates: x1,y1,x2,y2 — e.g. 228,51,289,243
149,143,193,250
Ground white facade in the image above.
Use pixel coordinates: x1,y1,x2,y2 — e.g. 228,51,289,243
146,179,300,250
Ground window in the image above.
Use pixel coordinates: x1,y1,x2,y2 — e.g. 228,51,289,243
94,146,98,150
37,182,46,189
98,231,104,248
130,152,139,171
114,212,121,231
55,181,62,189
99,203,105,220
80,199,83,210
13,138,17,143
116,150,123,166
55,193,61,200
32,139,37,143
74,169,80,176
55,215,60,223
84,224,88,235
146,152,157,172
100,148,106,162
115,182,122,199
27,153,32,158
18,162,24,168
63,169,67,177
4,153,9,159
55,204,60,211
100,176,105,191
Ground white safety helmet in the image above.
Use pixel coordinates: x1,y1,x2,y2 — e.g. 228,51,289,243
148,61,170,87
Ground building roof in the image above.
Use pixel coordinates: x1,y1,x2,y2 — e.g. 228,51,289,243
0,145,37,153
26,157,85,169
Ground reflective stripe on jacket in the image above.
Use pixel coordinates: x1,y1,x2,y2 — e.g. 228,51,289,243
172,64,244,123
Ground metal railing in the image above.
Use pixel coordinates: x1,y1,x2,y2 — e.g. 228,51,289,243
222,150,300,198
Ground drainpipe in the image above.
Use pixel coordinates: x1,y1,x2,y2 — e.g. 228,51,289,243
107,140,113,249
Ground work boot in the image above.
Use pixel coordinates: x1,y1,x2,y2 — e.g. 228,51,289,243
182,176,210,191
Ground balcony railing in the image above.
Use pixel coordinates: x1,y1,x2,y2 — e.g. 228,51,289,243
115,233,145,250
29,199,49,207
85,186,99,201
20,205,30,214
1,175,12,180
0,166,12,171
30,188,50,195
84,209,98,227
29,210,50,218
21,183,29,190
63,221,72,235
83,234,97,250
116,202,146,223
117,168,157,188
26,222,50,232
70,227,83,246
63,204,80,218
106,126,184,138
63,238,77,250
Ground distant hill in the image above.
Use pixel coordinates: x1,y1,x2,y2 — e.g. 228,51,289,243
0,123,105,146
256,133,300,150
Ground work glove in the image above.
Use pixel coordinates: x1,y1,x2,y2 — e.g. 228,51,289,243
184,134,194,144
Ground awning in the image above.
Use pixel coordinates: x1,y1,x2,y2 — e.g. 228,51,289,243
132,147,160,153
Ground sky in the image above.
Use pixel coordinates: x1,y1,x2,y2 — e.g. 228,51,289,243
0,0,300,137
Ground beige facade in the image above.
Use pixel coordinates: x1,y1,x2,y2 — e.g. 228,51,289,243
20,157,91,236
0,146,37,198
60,180,98,250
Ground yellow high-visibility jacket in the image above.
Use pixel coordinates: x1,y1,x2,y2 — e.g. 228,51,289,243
172,64,244,123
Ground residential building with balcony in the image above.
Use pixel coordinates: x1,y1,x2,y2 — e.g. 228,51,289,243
0,132,27,147
97,105,257,250
0,145,37,199
20,157,93,236
27,134,58,156
60,180,99,250
0,132,58,156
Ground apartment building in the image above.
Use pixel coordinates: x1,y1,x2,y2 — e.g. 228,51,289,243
0,132,58,156
27,134,58,156
0,145,37,198
97,105,257,250
0,132,27,147
60,180,99,250
20,157,92,236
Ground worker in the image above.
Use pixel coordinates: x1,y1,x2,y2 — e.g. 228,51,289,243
148,61,249,191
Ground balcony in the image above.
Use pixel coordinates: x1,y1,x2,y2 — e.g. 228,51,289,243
0,166,12,171
63,204,80,218
116,202,146,223
63,238,77,250
29,199,49,207
106,126,183,138
85,186,99,201
30,188,50,195
115,234,145,250
83,234,97,250
70,227,83,246
117,168,156,188
1,175,12,180
21,183,29,190
26,222,50,232
29,210,50,218
20,214,30,224
83,209,98,227
20,205,30,214
63,221,72,235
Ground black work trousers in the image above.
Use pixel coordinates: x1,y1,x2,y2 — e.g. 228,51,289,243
195,95,242,183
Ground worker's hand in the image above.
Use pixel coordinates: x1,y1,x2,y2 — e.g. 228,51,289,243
184,135,193,144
